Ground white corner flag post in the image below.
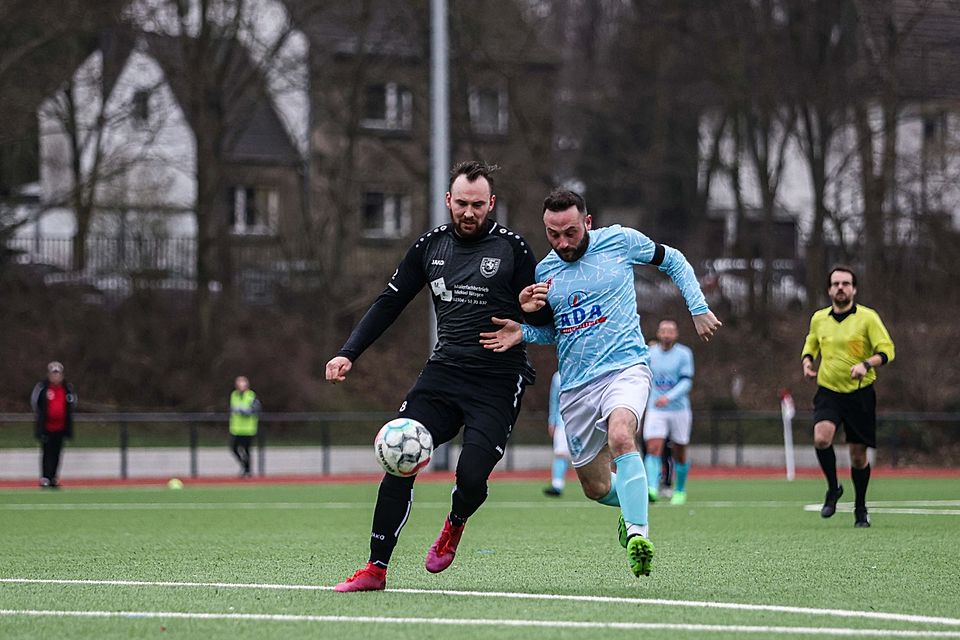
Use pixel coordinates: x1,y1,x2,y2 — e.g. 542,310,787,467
780,390,796,481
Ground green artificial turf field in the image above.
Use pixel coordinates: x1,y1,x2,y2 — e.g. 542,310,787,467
1,477,958,639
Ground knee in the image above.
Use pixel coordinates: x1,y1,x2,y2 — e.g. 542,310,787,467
608,429,638,458
850,449,869,469
379,472,416,499
813,422,835,449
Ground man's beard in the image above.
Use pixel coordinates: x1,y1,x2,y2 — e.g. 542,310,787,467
454,218,485,239
556,233,590,262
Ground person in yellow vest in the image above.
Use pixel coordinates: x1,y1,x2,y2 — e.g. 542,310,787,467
229,376,261,478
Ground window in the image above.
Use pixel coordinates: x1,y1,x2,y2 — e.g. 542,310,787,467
362,191,411,239
362,83,413,131
228,186,278,235
469,85,508,135
132,89,151,127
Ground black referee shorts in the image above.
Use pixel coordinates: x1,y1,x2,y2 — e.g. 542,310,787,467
813,385,877,448
396,362,526,460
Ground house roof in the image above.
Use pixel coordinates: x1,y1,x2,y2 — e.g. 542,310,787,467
140,33,301,166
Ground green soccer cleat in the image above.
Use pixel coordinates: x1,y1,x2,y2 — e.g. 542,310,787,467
618,514,628,548
648,488,658,503
626,534,655,577
670,491,687,505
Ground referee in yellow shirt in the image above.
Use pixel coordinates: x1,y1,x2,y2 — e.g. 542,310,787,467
801,266,895,528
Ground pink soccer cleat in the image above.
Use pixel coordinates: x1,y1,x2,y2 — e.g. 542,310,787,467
425,517,465,573
333,562,387,592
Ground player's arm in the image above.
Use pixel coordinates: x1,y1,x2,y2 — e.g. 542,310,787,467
663,350,694,402
623,228,721,341
801,316,820,379
852,313,895,379
511,241,554,325
326,243,427,382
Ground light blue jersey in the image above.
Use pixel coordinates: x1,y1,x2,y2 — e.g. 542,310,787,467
647,343,694,411
522,225,709,390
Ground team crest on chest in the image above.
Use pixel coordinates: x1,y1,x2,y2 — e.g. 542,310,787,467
480,257,501,278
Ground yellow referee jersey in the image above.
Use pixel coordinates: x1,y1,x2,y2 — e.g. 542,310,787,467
801,304,895,393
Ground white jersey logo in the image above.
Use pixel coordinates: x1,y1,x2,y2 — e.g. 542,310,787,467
480,257,501,278
430,277,454,302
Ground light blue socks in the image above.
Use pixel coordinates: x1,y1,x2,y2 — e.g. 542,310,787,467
597,472,620,506
551,457,569,490
614,452,649,526
644,454,661,495
675,461,689,493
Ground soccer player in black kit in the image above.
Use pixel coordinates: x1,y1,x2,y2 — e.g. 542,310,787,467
326,161,546,592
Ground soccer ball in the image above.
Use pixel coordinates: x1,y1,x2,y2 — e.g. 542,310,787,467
374,418,433,477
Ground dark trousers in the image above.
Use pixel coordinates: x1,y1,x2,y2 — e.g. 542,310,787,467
231,435,254,474
40,432,66,481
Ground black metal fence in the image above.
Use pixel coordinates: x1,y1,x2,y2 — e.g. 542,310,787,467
2,410,958,479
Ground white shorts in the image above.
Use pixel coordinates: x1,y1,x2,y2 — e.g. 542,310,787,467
643,409,693,445
552,423,570,456
558,363,652,468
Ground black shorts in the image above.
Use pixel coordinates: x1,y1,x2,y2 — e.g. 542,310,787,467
813,385,877,448
397,362,527,461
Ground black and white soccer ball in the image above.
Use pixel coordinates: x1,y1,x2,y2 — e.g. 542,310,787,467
374,418,433,477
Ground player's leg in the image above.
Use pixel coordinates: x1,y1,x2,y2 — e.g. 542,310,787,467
812,388,843,517
669,410,692,505
241,436,253,476
643,436,664,502
336,365,461,591
424,370,526,573
846,386,876,528
545,424,570,496
602,364,654,577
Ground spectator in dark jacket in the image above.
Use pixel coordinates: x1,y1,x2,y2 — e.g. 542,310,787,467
30,361,77,488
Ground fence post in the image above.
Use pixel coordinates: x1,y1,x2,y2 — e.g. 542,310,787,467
119,421,129,480
189,423,198,478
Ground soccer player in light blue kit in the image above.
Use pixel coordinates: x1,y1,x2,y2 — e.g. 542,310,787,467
481,190,721,577
644,319,695,505
543,371,571,496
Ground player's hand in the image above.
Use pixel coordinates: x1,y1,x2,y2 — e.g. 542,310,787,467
547,424,556,438
692,311,722,342
802,359,817,379
519,282,550,313
655,396,669,408
325,356,353,383
480,317,523,352
850,362,869,380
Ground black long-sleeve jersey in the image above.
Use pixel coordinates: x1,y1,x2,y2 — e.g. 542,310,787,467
337,220,545,383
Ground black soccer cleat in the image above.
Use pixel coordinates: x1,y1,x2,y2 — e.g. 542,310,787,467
543,486,562,497
820,484,844,518
854,508,871,528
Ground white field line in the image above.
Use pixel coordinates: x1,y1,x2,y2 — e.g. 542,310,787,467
3,499,959,512
802,505,960,516
3,579,960,627
0,609,959,637
0,500,823,511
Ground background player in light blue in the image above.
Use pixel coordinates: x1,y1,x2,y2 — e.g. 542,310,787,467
644,319,694,505
543,371,570,496
481,189,721,578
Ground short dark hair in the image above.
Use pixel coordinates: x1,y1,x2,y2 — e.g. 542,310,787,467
828,266,857,288
543,189,586,215
449,161,499,191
